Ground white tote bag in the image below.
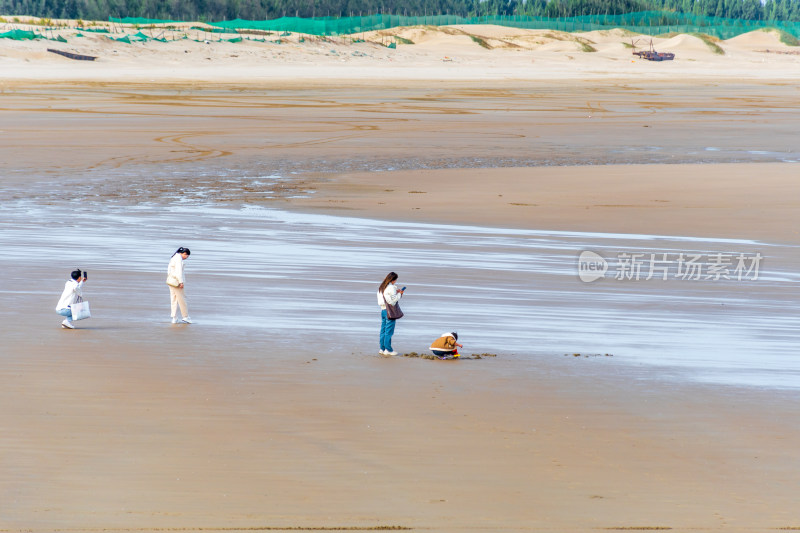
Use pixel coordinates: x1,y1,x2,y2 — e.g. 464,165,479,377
71,297,91,321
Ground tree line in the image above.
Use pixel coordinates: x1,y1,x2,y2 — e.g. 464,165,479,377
1,0,799,24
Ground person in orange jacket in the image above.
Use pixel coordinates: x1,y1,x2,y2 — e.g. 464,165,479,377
429,332,463,359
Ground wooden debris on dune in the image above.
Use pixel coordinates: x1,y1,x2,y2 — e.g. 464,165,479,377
631,38,675,61
47,48,97,61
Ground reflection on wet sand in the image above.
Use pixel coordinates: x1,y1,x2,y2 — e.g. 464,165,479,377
1,200,797,388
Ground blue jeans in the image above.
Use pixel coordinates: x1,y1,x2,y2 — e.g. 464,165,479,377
380,309,396,352
57,308,72,320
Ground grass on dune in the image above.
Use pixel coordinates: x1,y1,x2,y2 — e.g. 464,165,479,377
469,34,491,48
761,27,800,46
691,32,725,54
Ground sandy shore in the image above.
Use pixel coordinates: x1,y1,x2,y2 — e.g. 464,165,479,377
289,163,800,243
2,73,800,532
3,79,800,188
4,317,800,532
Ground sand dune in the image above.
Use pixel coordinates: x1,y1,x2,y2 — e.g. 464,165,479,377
658,33,720,55
535,39,587,52
372,25,602,51
580,28,639,42
726,28,795,49
591,41,633,54
2,18,800,82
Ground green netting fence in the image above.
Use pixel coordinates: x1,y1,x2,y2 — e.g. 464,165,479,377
3,11,798,43
0,28,67,41
110,11,800,38
0,24,269,43
109,31,161,42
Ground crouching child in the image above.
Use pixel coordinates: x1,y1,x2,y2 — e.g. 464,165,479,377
430,331,463,359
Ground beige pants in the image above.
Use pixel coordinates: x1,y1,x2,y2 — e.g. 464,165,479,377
169,285,189,318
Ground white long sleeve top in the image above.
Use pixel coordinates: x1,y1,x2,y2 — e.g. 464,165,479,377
168,254,186,284
377,283,402,309
56,279,83,311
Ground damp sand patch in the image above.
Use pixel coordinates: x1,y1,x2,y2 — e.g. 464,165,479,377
398,352,498,360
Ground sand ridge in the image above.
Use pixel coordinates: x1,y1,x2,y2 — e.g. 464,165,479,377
286,163,800,244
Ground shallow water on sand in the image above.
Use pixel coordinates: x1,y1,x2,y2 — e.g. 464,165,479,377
1,196,798,389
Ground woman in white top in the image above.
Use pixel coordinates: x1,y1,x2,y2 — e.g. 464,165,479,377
377,271,404,356
55,269,86,329
167,247,192,324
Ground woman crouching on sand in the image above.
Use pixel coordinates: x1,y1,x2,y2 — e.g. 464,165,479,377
166,247,192,324
378,272,404,356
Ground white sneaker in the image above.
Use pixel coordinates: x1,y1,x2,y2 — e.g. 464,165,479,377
171,317,179,324
386,351,398,356
379,349,387,355
61,319,74,329
181,317,193,324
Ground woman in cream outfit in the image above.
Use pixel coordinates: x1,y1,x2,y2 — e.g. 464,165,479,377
167,247,192,324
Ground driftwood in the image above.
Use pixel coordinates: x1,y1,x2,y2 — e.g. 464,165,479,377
47,48,97,61
757,48,800,55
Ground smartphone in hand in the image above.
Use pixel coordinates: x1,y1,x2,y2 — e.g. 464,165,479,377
401,286,407,291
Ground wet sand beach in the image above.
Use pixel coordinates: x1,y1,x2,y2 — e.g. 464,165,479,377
291,163,800,243
1,77,800,533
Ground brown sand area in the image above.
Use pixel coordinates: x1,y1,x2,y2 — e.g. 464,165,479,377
2,79,800,187
5,328,800,532
1,77,800,533
291,163,800,244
